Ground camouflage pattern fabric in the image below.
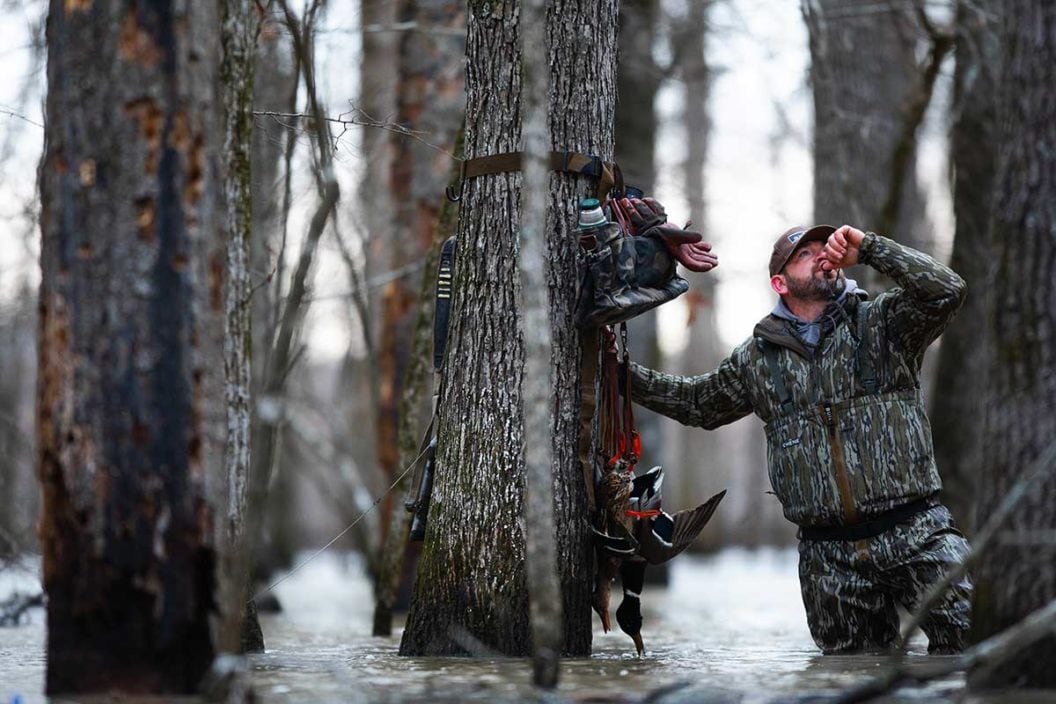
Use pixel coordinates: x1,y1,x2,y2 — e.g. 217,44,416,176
629,233,967,526
576,222,689,328
798,505,971,654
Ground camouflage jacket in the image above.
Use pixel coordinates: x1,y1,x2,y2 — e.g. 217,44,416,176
630,234,967,527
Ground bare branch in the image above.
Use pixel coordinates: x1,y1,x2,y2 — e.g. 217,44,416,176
253,108,459,160
0,107,42,128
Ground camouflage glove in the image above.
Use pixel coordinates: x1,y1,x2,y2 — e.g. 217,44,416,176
626,198,701,245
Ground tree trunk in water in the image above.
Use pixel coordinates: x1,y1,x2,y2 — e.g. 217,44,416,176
218,0,257,655
521,0,562,685
373,0,465,595
928,0,997,536
969,0,1056,689
38,0,223,693
805,0,935,288
400,0,618,657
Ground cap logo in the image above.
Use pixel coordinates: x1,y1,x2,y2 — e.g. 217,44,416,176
786,231,805,244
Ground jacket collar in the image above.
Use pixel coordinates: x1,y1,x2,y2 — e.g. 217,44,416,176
753,287,867,359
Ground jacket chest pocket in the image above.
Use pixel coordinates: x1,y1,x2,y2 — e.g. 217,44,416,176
838,392,938,502
764,419,841,525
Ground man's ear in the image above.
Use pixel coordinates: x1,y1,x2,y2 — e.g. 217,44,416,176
770,274,788,296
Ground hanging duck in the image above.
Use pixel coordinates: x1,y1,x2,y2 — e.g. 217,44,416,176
590,326,726,656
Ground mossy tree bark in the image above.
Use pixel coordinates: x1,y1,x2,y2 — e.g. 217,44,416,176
38,0,223,693
399,0,618,656
969,0,1056,689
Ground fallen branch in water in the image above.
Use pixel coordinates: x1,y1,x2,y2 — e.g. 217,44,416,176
0,591,43,627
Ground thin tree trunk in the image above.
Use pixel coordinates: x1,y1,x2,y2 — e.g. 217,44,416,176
38,0,223,692
241,0,339,647
400,0,618,657
521,0,561,685
251,15,299,580
970,0,1056,689
928,0,998,535
218,0,258,655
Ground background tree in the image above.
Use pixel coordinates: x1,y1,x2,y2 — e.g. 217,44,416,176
37,0,223,692
400,0,618,656
804,0,949,285
928,0,998,534
615,0,667,503
371,0,466,635
970,0,1056,688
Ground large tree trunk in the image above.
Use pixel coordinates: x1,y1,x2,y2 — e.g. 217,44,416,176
969,0,1056,689
928,0,998,535
805,0,938,286
400,0,618,657
38,0,223,693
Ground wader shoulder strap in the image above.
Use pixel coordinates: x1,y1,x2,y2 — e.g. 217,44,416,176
449,151,623,202
757,338,794,415
578,328,599,512
855,301,877,395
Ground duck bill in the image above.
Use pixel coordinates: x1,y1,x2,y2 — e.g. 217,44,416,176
631,632,644,657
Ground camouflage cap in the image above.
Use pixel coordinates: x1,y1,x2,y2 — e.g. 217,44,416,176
768,224,837,277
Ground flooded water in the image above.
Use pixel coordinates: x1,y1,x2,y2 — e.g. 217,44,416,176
2,549,1053,703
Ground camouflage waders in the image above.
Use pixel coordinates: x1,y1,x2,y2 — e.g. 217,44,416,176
629,233,973,653
798,504,971,653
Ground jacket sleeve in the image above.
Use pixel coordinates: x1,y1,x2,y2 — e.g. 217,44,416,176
628,352,753,430
858,233,967,355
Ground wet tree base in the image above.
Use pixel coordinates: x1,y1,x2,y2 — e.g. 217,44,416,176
241,600,266,654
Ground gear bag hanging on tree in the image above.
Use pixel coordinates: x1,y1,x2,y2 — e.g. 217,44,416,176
574,195,717,328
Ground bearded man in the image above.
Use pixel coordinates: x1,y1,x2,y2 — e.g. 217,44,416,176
626,209,972,654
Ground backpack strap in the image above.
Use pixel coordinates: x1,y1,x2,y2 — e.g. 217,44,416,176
855,300,877,395
447,151,622,203
756,338,794,416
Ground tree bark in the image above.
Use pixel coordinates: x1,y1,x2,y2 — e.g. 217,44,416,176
970,0,1056,689
38,0,223,693
804,0,936,286
928,0,998,535
400,0,618,657
218,0,257,655
521,0,562,685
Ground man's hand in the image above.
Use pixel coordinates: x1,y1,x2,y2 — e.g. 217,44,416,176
821,225,866,271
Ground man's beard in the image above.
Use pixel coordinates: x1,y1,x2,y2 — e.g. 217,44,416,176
785,268,846,301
